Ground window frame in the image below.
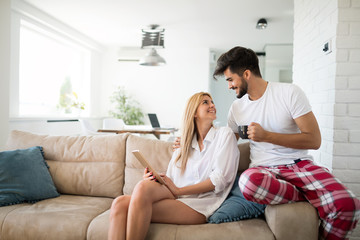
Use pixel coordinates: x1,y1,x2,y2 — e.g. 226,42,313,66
10,0,104,119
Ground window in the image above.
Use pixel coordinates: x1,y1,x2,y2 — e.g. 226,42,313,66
18,20,91,117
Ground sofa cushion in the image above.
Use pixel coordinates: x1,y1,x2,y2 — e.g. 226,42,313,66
0,203,29,232
0,146,60,206
5,130,129,198
87,209,111,240
124,135,173,195
208,175,266,223
265,201,319,240
1,195,113,240
238,142,250,173
87,210,275,240
171,220,274,240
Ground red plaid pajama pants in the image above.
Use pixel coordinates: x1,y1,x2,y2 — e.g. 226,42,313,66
239,160,360,240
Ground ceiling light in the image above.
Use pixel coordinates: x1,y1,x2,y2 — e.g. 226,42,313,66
256,18,267,29
141,24,164,49
139,48,166,66
139,24,166,66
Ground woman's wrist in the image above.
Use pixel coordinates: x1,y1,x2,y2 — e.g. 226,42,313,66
176,187,182,197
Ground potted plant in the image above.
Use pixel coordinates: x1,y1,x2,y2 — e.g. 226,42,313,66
109,86,144,125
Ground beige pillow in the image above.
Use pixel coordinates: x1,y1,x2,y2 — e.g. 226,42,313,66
123,135,173,195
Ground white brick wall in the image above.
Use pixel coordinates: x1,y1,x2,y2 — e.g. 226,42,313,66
335,0,360,206
293,0,338,167
294,0,360,238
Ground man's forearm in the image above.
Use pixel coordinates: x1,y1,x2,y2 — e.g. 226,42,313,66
264,131,321,150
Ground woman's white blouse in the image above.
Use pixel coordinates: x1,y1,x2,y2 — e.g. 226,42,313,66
166,126,239,219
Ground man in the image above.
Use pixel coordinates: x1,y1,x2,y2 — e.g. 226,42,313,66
212,46,360,240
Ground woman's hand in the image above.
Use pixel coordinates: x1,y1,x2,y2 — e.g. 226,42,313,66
160,174,180,198
143,168,157,181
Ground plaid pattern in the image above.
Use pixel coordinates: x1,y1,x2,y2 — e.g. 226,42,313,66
239,160,360,240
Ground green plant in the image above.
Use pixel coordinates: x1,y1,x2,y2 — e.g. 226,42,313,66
58,77,85,113
109,86,144,125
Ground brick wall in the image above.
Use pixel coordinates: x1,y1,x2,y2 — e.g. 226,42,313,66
293,0,360,238
293,0,338,168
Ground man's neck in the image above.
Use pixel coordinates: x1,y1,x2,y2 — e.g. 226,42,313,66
247,78,268,101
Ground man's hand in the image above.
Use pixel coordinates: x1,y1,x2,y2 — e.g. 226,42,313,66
172,137,181,152
246,112,321,150
248,122,269,142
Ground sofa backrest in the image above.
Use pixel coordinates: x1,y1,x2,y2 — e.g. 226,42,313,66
123,134,251,195
123,134,173,195
5,130,128,198
238,141,250,172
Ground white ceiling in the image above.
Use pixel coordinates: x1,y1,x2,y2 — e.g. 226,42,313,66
23,0,294,52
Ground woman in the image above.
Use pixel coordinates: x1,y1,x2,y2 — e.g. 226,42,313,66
108,92,239,240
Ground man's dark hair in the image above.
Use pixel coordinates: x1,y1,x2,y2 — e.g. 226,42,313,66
213,46,262,79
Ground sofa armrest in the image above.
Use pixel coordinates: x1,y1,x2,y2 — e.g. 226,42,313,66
265,202,319,240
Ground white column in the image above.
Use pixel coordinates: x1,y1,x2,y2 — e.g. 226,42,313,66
0,0,11,149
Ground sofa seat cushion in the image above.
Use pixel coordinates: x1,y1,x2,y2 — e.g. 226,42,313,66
87,210,274,240
149,220,275,240
0,203,29,231
1,195,113,240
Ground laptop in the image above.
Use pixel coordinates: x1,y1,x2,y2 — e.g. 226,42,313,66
148,113,176,130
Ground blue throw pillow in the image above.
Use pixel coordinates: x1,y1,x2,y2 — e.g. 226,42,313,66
0,146,60,206
208,175,266,223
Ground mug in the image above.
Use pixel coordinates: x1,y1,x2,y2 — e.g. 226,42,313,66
238,125,249,139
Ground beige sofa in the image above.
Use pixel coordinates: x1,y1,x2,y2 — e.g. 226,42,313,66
1,130,319,240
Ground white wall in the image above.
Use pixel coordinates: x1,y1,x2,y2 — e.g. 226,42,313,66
264,44,293,83
333,0,360,198
101,46,210,129
293,0,360,238
0,0,11,150
208,50,237,127
293,0,338,168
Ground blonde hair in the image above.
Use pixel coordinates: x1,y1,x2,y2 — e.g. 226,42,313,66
175,92,213,174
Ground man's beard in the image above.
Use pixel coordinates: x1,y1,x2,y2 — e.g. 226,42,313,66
236,78,248,99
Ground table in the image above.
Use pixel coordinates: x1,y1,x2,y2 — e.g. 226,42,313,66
98,129,177,140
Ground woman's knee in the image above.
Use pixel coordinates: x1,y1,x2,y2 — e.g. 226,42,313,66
131,180,158,205
110,195,130,218
132,180,153,197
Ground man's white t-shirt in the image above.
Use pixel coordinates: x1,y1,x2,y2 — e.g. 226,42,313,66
228,82,313,167
166,127,239,219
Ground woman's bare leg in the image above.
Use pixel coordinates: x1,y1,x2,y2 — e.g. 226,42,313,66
151,198,206,224
108,195,131,240
126,180,175,240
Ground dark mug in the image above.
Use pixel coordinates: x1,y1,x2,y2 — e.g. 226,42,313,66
238,125,249,139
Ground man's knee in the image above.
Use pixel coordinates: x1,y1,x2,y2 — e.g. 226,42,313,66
239,168,269,189
322,190,360,224
239,168,270,200
336,191,360,220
